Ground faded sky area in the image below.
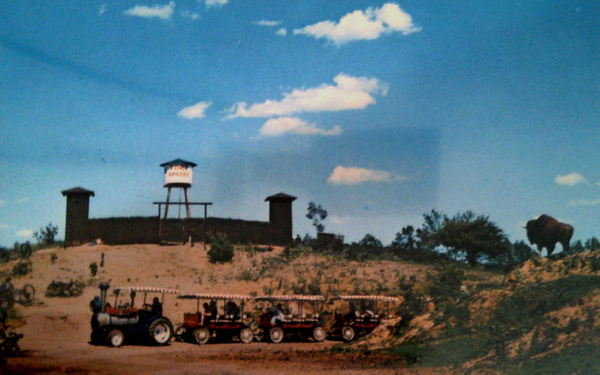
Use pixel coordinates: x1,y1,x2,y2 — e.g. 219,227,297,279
1,1,599,246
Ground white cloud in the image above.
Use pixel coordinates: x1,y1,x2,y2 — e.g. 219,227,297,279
99,3,107,16
180,10,199,20
330,215,360,225
276,28,287,36
123,1,175,19
327,166,407,186
228,73,387,118
0,224,11,230
255,20,281,27
205,0,228,8
293,2,420,45
0,200,5,207
555,172,587,186
15,197,29,204
259,117,342,137
567,199,600,207
177,101,212,119
16,229,33,238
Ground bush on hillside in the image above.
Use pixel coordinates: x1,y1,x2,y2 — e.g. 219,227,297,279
45,280,85,298
207,232,234,264
396,274,425,322
425,265,470,328
12,260,32,276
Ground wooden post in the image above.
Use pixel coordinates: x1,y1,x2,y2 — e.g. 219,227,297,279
163,187,172,219
184,187,191,219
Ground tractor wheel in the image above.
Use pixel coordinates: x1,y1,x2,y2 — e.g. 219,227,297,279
174,325,187,342
268,327,284,343
239,328,254,344
192,328,210,345
107,329,125,347
148,318,172,345
341,326,355,342
312,326,326,342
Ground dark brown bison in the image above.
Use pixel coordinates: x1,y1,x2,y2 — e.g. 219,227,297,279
525,214,574,256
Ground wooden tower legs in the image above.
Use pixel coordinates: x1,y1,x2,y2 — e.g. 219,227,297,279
163,186,191,220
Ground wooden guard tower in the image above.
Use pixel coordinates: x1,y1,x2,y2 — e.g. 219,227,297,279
160,159,197,219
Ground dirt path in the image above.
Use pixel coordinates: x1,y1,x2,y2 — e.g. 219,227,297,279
4,308,438,375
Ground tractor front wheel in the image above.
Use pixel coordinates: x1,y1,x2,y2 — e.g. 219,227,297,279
312,326,326,342
341,326,355,341
148,318,172,345
269,327,284,343
193,328,210,345
107,329,125,347
239,328,254,344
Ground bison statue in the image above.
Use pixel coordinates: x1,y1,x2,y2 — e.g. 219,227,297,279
525,215,573,256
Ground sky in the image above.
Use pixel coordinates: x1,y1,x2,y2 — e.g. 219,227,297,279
1,0,599,248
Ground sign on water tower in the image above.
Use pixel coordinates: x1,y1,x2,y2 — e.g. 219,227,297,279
159,159,197,219
160,159,197,187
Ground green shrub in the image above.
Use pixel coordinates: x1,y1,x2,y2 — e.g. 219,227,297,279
425,265,470,327
45,280,84,298
89,262,98,277
207,232,234,263
12,260,32,276
238,269,259,282
396,275,424,323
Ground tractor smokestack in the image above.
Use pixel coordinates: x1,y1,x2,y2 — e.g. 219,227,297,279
99,282,109,311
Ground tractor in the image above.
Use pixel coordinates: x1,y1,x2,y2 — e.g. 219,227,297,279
175,293,255,344
89,283,179,347
255,295,327,343
329,295,400,341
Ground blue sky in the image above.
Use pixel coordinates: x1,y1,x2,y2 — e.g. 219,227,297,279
1,0,599,247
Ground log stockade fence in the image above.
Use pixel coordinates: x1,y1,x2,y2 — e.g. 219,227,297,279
61,187,296,247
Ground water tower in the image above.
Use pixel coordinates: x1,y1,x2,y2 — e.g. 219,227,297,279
160,159,196,219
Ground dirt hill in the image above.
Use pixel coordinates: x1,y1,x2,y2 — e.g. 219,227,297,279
2,244,599,374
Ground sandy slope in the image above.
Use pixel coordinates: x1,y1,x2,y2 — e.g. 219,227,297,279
2,244,445,374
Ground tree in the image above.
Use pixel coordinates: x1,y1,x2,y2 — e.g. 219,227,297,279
493,240,536,270
570,240,585,254
584,237,600,251
358,233,383,249
511,240,536,264
416,210,446,252
34,223,59,245
306,202,327,234
391,225,417,251
431,211,510,266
